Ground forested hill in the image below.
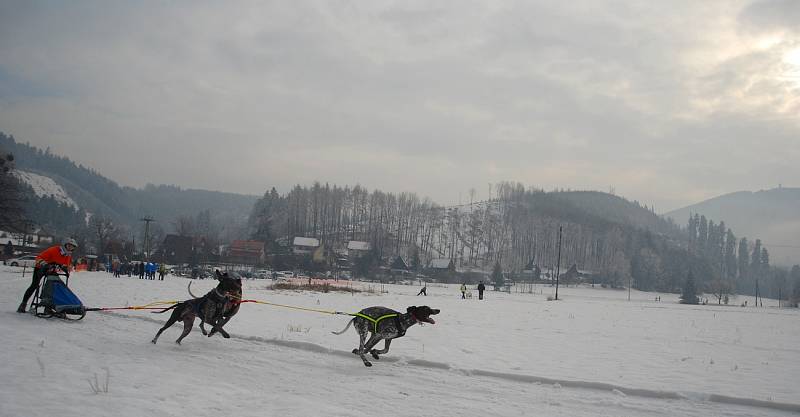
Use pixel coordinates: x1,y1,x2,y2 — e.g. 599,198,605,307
0,132,258,235
555,191,680,238
665,188,800,266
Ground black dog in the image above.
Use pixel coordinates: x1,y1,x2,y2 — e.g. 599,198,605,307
332,305,440,367
188,275,242,339
151,270,242,344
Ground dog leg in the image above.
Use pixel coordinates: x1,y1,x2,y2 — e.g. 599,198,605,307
359,334,383,367
208,316,231,338
152,308,183,344
175,317,195,344
351,329,375,367
370,338,392,360
364,336,384,360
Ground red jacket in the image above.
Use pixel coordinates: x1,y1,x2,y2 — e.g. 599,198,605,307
35,245,73,269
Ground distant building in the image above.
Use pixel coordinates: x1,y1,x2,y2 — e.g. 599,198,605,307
158,234,194,265
390,255,409,272
347,240,370,258
228,240,266,265
426,258,456,282
292,237,320,255
428,258,455,271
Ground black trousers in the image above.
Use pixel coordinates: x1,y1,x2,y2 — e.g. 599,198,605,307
20,267,45,307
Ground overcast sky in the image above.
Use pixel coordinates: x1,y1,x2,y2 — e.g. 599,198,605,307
0,0,798,212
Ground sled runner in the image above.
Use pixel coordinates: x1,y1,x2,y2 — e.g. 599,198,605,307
30,266,86,320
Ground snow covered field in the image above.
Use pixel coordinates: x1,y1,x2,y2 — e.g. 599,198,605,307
1,267,798,417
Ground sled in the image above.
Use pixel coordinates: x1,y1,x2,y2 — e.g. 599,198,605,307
29,266,86,320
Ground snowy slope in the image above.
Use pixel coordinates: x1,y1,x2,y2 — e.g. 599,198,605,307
1,267,798,417
12,170,78,209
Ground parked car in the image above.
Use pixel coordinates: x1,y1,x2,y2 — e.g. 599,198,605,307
7,254,37,268
255,269,272,279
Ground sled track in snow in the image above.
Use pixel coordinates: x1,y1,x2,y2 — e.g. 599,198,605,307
108,310,800,414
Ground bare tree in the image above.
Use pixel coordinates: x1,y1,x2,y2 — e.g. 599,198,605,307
173,215,195,237
90,214,117,256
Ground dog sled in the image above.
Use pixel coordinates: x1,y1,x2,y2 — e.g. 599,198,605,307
29,265,86,320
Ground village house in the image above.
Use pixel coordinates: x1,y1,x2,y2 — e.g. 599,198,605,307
158,234,194,265
292,237,320,255
228,240,266,265
346,240,370,258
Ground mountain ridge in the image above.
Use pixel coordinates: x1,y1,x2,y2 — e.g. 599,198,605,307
665,187,800,266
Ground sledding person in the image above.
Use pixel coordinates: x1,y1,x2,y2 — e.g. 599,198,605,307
17,238,77,313
417,285,427,296
477,281,486,300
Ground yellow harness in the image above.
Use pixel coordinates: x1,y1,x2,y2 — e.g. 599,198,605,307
353,312,400,333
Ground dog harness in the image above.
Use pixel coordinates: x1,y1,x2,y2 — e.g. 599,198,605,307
353,312,406,337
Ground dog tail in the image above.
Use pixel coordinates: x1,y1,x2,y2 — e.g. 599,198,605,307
188,281,199,298
151,304,179,314
331,318,354,335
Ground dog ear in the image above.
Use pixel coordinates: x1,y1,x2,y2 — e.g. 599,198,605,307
407,306,416,313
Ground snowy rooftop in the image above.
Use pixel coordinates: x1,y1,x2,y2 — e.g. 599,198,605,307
292,237,319,247
428,258,452,269
346,240,370,251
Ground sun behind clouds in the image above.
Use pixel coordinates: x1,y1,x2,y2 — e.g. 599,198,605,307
782,47,800,88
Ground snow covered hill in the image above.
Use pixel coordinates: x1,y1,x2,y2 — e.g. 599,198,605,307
13,169,78,209
1,268,798,417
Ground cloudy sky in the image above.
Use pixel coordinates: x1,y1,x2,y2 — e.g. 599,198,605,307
0,0,798,212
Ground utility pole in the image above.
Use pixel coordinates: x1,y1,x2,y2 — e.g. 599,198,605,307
140,216,155,261
555,225,562,301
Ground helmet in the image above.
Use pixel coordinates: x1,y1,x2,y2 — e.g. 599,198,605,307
64,238,78,248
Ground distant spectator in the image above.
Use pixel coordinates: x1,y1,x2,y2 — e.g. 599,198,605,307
4,240,13,258
477,281,486,300
417,285,427,296
460,283,467,299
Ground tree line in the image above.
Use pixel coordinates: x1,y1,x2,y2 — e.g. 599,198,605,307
248,181,800,303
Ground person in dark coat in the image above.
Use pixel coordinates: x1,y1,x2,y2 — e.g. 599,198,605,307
417,285,427,296
477,281,486,300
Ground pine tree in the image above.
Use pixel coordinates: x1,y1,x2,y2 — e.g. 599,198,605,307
737,237,749,284
724,229,737,281
697,215,708,255
687,214,698,252
680,271,699,304
0,151,27,232
790,265,800,308
491,260,504,290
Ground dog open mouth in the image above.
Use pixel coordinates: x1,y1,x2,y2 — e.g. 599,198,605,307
420,316,436,324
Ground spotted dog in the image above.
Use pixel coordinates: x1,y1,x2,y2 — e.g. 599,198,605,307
151,270,242,344
332,305,440,367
